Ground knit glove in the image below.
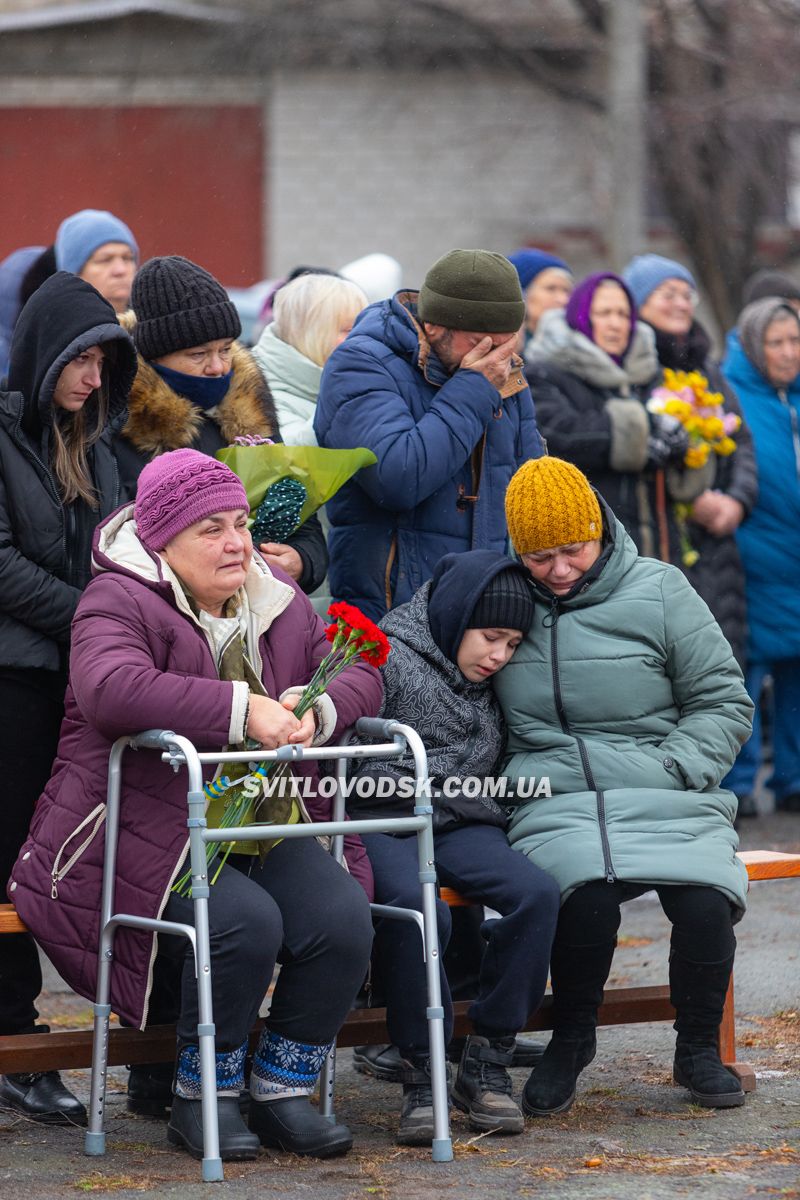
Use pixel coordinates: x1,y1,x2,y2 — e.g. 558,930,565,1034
646,412,689,469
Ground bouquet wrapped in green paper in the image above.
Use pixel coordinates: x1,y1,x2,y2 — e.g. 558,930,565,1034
216,437,376,543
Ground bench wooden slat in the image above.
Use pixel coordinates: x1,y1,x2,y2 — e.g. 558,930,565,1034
738,850,800,880
0,903,27,934
0,988,679,1074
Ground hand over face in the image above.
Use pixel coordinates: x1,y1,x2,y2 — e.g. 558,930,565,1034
459,334,517,390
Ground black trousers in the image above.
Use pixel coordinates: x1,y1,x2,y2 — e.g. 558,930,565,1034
160,836,374,1051
549,879,737,1036
556,880,736,963
363,824,561,1056
0,668,67,1036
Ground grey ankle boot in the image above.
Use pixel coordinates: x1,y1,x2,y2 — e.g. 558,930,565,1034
452,1035,524,1134
397,1056,439,1146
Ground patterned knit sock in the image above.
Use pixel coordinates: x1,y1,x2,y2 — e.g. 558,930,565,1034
249,1028,333,1103
174,1040,247,1099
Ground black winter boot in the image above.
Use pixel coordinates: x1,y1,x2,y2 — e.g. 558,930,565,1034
673,1044,745,1108
448,1035,546,1068
167,1096,260,1161
352,1044,404,1082
127,1062,175,1117
0,1071,87,1125
521,1031,597,1116
522,936,616,1118
452,1035,524,1134
670,952,745,1109
249,1095,353,1157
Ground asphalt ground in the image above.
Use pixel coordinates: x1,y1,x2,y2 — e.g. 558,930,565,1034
0,812,797,1200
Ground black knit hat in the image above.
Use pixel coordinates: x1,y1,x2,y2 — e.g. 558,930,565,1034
131,255,242,360
741,268,800,309
417,249,525,333
468,565,534,634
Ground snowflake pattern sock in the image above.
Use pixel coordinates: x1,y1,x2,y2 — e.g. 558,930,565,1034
249,1028,333,1102
175,1040,247,1099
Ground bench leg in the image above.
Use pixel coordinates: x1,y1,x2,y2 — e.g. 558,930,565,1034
717,973,756,1093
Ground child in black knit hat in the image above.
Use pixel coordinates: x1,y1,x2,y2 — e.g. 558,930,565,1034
347,549,560,1146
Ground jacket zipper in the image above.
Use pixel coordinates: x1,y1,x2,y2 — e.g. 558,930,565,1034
777,390,800,483
64,503,77,586
51,804,107,898
12,412,67,560
547,599,617,883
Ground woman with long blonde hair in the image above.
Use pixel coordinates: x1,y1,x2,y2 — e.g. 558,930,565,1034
252,272,368,445
0,271,136,1124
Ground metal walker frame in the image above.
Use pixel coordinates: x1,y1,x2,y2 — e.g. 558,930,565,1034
84,717,452,1181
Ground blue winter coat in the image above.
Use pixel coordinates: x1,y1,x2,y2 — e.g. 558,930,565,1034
723,332,800,662
314,291,542,620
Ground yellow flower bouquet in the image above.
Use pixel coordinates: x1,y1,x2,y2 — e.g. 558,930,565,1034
646,370,741,567
646,369,740,468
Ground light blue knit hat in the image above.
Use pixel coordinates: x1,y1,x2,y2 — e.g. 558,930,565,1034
55,209,139,274
622,253,695,308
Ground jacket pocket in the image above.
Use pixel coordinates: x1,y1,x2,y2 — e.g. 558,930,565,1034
50,804,106,899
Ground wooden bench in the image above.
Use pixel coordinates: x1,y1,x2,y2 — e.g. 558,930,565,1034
1,850,798,1087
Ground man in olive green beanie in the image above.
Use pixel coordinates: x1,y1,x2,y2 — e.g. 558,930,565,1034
417,249,527,334
315,249,543,620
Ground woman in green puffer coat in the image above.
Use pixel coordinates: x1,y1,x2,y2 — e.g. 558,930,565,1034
494,457,753,1119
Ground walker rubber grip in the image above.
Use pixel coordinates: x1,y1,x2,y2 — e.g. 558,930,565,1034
355,717,396,740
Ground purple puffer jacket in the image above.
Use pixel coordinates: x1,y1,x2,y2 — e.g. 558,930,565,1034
9,508,382,1029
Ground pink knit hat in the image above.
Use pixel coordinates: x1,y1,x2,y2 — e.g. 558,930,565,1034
135,448,249,552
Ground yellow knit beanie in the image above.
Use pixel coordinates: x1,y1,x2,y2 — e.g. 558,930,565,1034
505,457,602,554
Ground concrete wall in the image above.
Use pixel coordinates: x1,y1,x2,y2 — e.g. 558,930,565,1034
268,70,609,285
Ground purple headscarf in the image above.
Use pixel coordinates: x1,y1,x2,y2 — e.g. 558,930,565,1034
565,271,637,364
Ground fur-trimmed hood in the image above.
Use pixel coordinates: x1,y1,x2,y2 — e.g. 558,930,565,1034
118,310,279,457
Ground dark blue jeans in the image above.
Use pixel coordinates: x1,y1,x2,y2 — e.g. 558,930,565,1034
724,659,800,802
363,825,560,1057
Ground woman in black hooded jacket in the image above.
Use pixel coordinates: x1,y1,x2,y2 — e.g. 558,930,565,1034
0,271,137,1124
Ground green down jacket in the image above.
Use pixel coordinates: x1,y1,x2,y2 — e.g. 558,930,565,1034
495,511,753,917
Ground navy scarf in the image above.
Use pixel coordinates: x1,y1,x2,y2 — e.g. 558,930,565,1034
153,362,233,409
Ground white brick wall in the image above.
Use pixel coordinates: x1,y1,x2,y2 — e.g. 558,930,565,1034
268,69,609,286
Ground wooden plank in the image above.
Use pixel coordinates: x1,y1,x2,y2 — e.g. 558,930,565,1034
0,988,676,1072
0,903,27,934
739,850,800,881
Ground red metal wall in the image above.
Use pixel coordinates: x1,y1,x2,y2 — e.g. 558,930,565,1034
0,106,264,284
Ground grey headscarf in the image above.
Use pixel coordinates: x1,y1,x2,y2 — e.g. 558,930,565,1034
738,297,800,381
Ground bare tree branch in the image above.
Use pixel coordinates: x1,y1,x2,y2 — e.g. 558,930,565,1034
402,0,605,109
571,0,607,34
692,0,727,34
